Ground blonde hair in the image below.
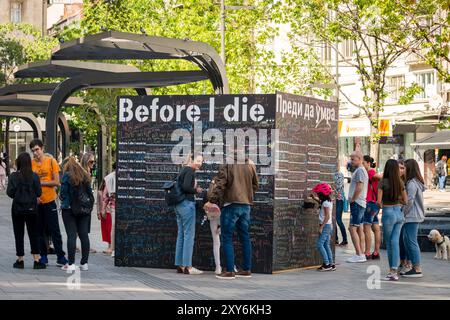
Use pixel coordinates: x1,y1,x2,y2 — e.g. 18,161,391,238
64,156,91,187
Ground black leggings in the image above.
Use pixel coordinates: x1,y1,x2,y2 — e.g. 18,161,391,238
11,211,40,257
62,209,90,265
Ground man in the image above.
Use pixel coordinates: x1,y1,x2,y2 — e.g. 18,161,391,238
30,139,68,266
204,153,259,280
436,155,448,192
346,151,369,263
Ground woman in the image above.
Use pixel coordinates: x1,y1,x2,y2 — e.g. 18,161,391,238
0,157,6,191
59,157,93,271
402,159,425,278
174,153,203,275
7,153,46,269
80,153,97,254
333,172,348,246
362,156,382,260
397,159,410,272
377,159,408,281
99,163,116,256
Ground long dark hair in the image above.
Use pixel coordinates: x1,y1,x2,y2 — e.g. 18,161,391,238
405,159,424,185
382,159,403,201
16,153,33,183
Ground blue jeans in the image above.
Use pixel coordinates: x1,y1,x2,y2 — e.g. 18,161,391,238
381,206,404,270
174,200,196,267
363,202,379,225
438,175,446,190
317,224,333,265
399,225,408,262
221,204,252,272
335,200,347,243
349,202,365,226
403,222,421,266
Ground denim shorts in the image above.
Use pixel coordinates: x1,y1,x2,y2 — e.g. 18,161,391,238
349,202,366,226
363,201,380,225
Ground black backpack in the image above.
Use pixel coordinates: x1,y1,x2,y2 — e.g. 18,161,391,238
71,182,94,216
163,174,185,206
13,180,38,214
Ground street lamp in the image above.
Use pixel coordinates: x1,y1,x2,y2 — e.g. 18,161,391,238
220,1,256,65
13,124,20,161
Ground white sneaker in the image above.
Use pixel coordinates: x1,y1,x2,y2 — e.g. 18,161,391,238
384,272,399,281
80,263,88,271
215,266,222,275
185,267,203,275
346,255,366,263
61,264,76,271
399,266,411,275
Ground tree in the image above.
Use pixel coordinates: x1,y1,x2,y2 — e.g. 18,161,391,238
281,0,425,162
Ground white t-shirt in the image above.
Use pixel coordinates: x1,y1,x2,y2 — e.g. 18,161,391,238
319,201,333,225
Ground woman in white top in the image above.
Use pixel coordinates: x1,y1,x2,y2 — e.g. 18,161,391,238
312,183,335,271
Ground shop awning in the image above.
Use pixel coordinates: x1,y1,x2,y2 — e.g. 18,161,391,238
411,130,450,149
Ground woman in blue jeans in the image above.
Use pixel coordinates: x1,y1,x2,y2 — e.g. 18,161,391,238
174,153,203,275
401,159,425,278
333,172,348,246
377,159,407,281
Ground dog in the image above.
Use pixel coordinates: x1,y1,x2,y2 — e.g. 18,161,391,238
427,229,450,260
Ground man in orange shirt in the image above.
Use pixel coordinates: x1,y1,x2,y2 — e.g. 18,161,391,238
30,139,68,266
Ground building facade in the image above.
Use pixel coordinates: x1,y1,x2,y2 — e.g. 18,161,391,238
0,0,47,35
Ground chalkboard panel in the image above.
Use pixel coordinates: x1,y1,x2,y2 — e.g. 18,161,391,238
116,93,338,273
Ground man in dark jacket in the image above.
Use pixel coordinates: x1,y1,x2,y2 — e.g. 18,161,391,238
204,157,259,280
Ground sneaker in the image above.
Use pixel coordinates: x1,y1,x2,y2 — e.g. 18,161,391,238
33,261,46,270
216,271,236,280
176,266,184,274
346,255,366,263
80,263,88,271
317,263,327,271
215,266,222,275
39,255,48,266
330,264,336,271
399,266,412,275
111,251,115,258
384,273,399,281
371,252,380,260
365,254,372,260
61,264,76,272
339,241,348,246
183,267,203,275
235,270,252,278
402,268,423,278
56,256,68,267
317,264,333,272
13,260,24,269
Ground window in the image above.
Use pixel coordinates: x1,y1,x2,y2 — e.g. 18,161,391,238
415,72,436,100
322,43,332,64
387,75,405,102
10,2,22,23
341,39,353,59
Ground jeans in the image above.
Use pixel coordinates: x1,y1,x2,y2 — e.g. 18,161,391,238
335,200,347,242
174,200,196,267
403,222,421,266
12,211,39,256
438,175,446,190
221,204,252,272
399,225,408,262
62,209,91,265
36,201,65,258
363,202,380,225
317,224,333,265
381,206,404,270
349,202,365,226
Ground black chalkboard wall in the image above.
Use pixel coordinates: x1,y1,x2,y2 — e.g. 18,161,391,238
115,93,338,273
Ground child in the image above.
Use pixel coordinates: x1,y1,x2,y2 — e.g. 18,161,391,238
311,183,335,271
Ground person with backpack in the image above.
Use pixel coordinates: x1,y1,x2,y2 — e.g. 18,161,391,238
362,155,382,260
30,139,68,267
59,156,94,271
7,152,46,269
173,153,204,275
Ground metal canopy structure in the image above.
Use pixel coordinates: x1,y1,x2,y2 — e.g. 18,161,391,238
51,31,229,94
0,112,42,140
